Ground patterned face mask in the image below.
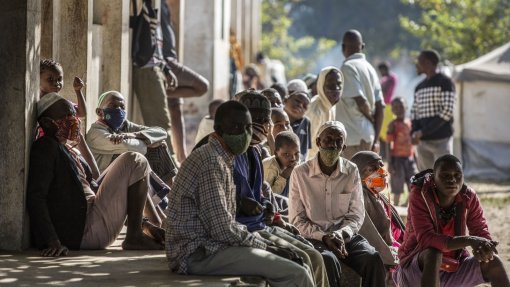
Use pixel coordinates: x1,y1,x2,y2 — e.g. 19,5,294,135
318,147,341,167
250,122,269,145
54,116,81,144
364,167,388,194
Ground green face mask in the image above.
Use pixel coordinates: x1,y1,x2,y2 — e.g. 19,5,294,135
222,130,252,155
319,147,341,167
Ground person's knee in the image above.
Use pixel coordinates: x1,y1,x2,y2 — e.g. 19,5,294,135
420,248,442,268
481,255,505,277
196,77,209,96
117,152,149,171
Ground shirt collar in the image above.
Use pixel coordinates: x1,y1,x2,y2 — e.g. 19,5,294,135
308,154,346,177
344,52,365,62
209,133,235,165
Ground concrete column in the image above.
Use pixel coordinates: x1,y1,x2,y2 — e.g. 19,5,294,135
100,0,130,100
0,0,40,250
53,0,93,124
168,0,184,62
182,0,231,148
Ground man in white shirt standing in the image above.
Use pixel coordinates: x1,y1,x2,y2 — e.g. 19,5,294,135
289,121,386,287
336,30,384,160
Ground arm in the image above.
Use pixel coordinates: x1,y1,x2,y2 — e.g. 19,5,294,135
197,165,267,249
73,77,87,118
288,169,327,240
263,160,286,195
353,96,374,123
126,121,168,144
77,133,100,179
332,168,365,241
372,100,384,150
86,124,148,155
415,83,456,137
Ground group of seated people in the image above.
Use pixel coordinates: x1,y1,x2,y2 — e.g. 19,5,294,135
28,59,509,287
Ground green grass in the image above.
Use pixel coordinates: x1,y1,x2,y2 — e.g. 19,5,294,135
479,195,510,208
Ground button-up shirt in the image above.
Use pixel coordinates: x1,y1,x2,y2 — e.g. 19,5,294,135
165,134,267,273
289,155,365,241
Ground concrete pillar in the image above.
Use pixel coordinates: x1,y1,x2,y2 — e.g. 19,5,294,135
53,0,93,124
231,0,261,67
168,0,184,62
0,0,40,250
182,0,231,148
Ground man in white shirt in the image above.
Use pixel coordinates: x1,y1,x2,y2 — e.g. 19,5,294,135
289,121,387,287
336,30,384,160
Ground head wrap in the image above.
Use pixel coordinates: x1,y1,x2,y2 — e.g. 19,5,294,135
316,120,347,139
239,91,271,112
37,92,66,118
316,66,342,109
350,151,382,174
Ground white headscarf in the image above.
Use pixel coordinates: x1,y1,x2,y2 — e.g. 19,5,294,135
37,93,65,117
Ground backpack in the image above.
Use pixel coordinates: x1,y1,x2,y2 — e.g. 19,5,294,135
130,0,158,67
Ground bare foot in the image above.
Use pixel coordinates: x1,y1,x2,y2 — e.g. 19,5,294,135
122,234,164,250
143,220,165,244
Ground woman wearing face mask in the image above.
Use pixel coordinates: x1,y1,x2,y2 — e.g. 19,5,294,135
305,66,344,160
351,151,406,286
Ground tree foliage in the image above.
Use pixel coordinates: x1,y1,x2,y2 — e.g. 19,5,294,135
400,0,510,64
261,0,336,79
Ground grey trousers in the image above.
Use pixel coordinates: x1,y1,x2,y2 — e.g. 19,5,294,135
132,66,173,149
257,226,330,287
416,137,453,171
186,246,315,287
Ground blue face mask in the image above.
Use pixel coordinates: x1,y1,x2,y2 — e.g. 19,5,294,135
103,108,126,131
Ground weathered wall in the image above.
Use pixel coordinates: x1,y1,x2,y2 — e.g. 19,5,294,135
0,0,40,250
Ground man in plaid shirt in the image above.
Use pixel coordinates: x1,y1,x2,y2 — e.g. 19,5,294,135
411,50,456,171
165,101,314,287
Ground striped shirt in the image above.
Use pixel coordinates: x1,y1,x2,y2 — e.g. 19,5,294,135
165,134,267,273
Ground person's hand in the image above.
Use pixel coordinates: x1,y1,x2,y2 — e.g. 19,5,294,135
42,240,69,257
165,70,178,92
263,203,275,225
323,233,348,259
109,134,127,144
73,76,85,92
470,237,498,263
240,197,264,216
266,245,299,261
411,130,422,145
280,162,297,179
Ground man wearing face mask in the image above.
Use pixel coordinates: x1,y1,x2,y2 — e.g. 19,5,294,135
289,121,387,287
165,101,314,287
86,91,178,184
233,91,330,287
351,151,406,286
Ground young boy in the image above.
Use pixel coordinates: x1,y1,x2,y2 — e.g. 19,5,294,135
194,99,224,144
283,91,311,162
263,131,300,197
386,97,418,206
40,59,87,118
394,155,510,287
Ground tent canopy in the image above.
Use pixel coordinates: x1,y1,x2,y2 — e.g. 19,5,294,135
455,42,510,83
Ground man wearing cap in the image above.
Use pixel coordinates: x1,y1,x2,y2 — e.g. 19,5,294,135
289,120,387,287
27,93,165,256
86,91,178,184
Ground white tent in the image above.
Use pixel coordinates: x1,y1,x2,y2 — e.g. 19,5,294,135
454,42,510,180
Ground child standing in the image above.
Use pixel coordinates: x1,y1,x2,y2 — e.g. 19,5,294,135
386,97,418,206
283,91,311,162
262,131,300,197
